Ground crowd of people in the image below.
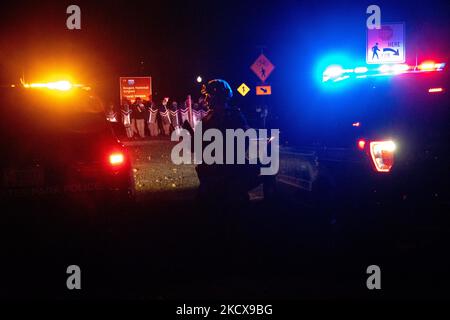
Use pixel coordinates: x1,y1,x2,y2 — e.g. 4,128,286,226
105,96,211,140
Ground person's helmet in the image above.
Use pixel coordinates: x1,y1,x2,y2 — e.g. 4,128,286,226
201,79,233,105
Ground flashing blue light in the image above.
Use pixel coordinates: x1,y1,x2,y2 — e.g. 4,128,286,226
354,67,368,74
378,65,391,73
392,64,409,74
322,65,344,82
315,53,359,86
333,75,350,82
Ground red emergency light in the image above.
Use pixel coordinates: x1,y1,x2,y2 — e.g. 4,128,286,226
417,61,445,71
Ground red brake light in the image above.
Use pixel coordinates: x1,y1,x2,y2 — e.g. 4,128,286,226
357,139,366,150
109,152,125,166
369,141,396,172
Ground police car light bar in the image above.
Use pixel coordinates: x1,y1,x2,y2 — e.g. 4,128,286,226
22,80,73,91
322,61,446,83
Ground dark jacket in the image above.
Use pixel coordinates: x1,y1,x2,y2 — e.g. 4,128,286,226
132,102,146,120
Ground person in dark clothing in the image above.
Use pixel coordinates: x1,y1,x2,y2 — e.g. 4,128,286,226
189,79,259,206
255,104,268,129
132,97,146,138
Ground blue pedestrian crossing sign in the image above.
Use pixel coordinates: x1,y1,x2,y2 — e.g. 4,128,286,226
367,23,405,64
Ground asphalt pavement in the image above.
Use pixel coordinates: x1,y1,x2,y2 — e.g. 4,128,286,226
1,140,449,300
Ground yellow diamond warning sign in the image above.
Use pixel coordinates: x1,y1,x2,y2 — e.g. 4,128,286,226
237,83,250,96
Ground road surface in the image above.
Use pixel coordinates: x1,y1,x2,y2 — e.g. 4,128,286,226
1,140,448,300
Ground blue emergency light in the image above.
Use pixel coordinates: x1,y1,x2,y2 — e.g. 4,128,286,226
322,61,446,83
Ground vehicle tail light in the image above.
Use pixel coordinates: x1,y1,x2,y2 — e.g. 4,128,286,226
369,141,396,172
109,152,125,166
357,139,366,150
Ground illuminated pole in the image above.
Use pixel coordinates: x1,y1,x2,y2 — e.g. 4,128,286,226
187,95,193,128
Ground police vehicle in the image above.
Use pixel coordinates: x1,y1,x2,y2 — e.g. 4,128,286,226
0,82,135,214
277,61,448,219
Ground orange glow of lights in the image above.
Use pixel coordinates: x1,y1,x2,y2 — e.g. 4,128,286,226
418,61,437,71
428,87,443,93
109,153,125,166
23,80,73,91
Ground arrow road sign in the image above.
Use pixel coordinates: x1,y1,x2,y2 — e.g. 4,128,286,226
383,48,399,56
256,85,271,95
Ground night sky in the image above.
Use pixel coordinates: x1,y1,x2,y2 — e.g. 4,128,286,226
0,0,448,113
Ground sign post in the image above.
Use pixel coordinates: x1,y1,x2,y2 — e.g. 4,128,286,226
366,23,405,64
186,95,193,128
